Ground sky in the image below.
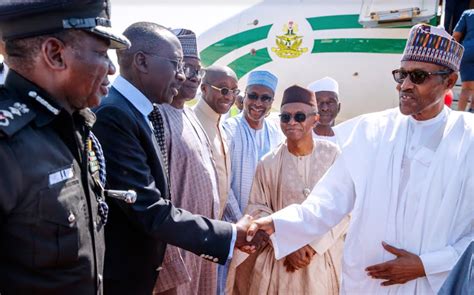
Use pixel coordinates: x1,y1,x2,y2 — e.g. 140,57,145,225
111,1,261,35
108,1,261,79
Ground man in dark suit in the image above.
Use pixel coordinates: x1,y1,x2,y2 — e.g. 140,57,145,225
93,22,263,295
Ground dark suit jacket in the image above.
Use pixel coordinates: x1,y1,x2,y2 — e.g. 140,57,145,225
93,87,233,295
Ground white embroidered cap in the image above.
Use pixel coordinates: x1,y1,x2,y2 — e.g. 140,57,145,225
307,77,339,96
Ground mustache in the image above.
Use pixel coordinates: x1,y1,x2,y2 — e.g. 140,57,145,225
399,90,414,96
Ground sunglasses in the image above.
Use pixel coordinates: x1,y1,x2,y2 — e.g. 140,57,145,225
279,111,317,123
246,92,273,103
392,69,452,85
143,52,185,73
184,65,205,79
206,83,240,96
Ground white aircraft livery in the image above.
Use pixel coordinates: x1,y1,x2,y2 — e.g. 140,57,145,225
198,0,443,121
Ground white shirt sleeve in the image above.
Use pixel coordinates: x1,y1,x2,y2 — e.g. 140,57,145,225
227,224,237,259
271,154,356,259
420,228,473,292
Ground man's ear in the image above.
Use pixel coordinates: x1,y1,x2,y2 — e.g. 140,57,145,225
313,114,320,127
446,72,458,89
200,83,207,96
337,102,341,114
133,51,149,74
41,37,66,70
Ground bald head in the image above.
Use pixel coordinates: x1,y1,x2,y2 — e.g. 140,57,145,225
116,21,186,104
203,65,237,84
200,65,238,114
117,22,181,73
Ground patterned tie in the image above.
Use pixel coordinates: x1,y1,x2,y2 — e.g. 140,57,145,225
148,104,169,178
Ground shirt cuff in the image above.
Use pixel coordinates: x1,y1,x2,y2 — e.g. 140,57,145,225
227,224,237,260
420,246,458,275
420,246,458,293
270,234,281,259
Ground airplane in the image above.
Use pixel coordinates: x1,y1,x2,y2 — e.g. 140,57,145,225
197,0,466,122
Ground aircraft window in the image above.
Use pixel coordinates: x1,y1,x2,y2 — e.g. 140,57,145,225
359,0,438,28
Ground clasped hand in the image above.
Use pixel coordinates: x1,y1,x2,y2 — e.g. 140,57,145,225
284,244,316,272
234,215,269,253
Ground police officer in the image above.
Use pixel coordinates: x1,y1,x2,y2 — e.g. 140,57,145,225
0,1,129,294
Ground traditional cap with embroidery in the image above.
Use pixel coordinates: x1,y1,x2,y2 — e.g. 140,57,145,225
402,24,464,72
307,76,339,96
0,0,130,49
281,85,316,107
172,28,199,59
247,70,278,93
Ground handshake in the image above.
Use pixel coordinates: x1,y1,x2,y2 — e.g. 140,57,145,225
233,214,316,273
233,214,276,253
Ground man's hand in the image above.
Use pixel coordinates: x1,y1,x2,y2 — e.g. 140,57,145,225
365,242,426,286
235,215,269,253
283,245,316,272
246,215,275,243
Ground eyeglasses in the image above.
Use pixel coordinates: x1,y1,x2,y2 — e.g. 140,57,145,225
246,92,273,103
392,69,452,85
143,52,185,73
206,83,240,96
279,111,317,123
184,65,205,79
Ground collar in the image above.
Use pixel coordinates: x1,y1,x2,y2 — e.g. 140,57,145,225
76,108,96,128
408,105,448,126
239,112,269,131
195,98,220,123
113,75,153,117
4,70,65,127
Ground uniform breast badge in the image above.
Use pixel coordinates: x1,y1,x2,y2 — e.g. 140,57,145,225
87,137,109,225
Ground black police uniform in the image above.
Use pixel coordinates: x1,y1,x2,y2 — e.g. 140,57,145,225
0,70,108,294
0,1,129,293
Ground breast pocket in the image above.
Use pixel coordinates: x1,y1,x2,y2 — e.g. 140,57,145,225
35,178,83,268
413,147,435,167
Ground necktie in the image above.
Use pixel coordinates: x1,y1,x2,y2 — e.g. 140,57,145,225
148,104,169,178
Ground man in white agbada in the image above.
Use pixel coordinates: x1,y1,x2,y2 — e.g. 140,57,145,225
247,24,473,294
308,77,341,145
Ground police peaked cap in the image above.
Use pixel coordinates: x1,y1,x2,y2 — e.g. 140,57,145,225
0,0,130,49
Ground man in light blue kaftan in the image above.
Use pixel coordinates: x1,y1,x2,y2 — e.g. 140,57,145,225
217,70,283,293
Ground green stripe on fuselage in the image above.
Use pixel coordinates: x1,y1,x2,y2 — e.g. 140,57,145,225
307,14,363,30
312,38,406,54
200,25,273,66
200,14,438,77
306,14,437,30
227,48,272,79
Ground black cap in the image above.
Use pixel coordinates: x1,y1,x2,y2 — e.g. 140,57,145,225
0,0,130,49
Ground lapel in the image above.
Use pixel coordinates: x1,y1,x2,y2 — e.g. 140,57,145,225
113,88,170,199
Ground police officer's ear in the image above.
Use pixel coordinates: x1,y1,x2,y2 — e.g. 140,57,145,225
133,51,149,74
41,37,67,71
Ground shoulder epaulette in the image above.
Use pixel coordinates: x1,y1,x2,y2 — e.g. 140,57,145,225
0,99,35,138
